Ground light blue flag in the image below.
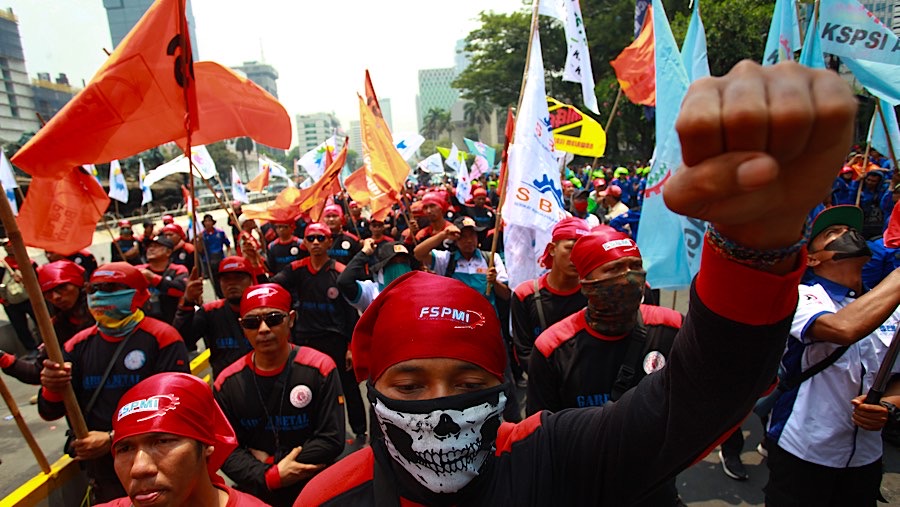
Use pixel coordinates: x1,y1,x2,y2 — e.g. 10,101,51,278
818,0,900,66
869,98,900,161
843,58,900,105
763,0,801,65
463,138,496,166
799,5,826,69
681,0,710,82
636,0,705,290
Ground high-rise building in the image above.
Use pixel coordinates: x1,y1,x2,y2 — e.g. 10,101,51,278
0,8,39,144
415,67,459,132
296,112,341,154
31,73,78,121
380,98,393,132
232,61,278,98
349,120,362,156
862,1,900,34
103,0,199,57
455,39,471,74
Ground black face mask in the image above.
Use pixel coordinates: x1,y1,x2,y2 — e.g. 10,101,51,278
824,229,871,261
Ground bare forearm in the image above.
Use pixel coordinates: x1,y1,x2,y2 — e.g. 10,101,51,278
809,269,900,345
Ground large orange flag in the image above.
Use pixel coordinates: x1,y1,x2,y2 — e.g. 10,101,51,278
610,6,655,107
359,72,408,221
175,62,291,150
12,0,196,177
18,169,110,255
295,141,348,222
344,167,370,206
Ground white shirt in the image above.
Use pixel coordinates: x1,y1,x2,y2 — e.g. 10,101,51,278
772,280,900,468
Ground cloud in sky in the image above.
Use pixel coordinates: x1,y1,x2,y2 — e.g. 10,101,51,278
5,0,526,146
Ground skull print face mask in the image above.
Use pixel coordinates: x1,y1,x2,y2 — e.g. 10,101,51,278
368,382,507,494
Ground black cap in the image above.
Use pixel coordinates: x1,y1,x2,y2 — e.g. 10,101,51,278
810,205,864,241
453,215,486,232
371,241,412,272
149,235,175,250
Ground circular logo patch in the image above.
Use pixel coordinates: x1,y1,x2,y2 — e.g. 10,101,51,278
178,252,187,260
290,385,313,408
642,351,666,374
326,287,339,299
124,350,147,371
74,258,83,265
290,247,299,255
341,241,350,250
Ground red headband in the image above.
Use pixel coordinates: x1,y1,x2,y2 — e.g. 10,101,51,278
539,217,592,268
570,230,642,279
421,192,447,211
351,271,506,382
323,204,344,218
38,260,85,292
113,373,237,477
240,284,292,316
304,223,332,238
91,262,150,310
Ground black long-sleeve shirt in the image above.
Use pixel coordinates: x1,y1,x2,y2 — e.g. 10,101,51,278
173,299,250,378
510,273,586,369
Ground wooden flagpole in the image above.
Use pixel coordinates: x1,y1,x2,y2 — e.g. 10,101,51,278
485,0,540,295
0,374,51,473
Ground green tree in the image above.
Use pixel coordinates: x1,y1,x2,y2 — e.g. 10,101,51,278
422,108,451,141
464,97,494,139
234,137,255,181
205,141,238,180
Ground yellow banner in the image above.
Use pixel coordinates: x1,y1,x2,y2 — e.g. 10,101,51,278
547,97,606,158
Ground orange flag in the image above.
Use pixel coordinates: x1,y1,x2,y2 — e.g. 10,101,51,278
344,166,370,206
295,141,348,222
358,72,408,221
12,0,196,177
610,6,655,107
175,62,292,150
246,164,270,193
18,169,110,255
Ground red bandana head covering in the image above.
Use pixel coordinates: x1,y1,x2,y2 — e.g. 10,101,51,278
351,271,506,382
472,187,487,198
570,229,642,279
323,204,344,219
91,262,150,310
239,283,292,317
421,192,448,211
112,372,237,477
304,222,332,238
38,260,85,292
160,223,186,241
539,217,591,268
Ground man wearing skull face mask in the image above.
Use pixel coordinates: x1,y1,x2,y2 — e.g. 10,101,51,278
763,205,900,506
297,61,857,506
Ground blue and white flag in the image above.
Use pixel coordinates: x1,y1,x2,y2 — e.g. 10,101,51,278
636,0,704,290
445,144,461,172
393,132,425,161
819,0,900,66
681,0,710,82
799,5,826,69
763,0,801,65
456,157,472,203
231,166,249,204
108,159,129,204
869,98,900,160
538,0,599,114
417,152,444,174
139,158,153,205
0,150,18,215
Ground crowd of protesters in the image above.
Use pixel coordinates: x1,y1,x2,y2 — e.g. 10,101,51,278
1,62,899,507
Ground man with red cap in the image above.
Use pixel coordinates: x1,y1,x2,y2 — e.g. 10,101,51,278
321,204,361,266
266,218,305,275
215,284,345,507
161,223,196,274
175,256,258,378
527,229,683,505
458,187,496,236
601,184,629,222
46,249,98,280
407,191,452,247
270,222,369,447
38,262,190,503
111,220,143,266
136,235,188,325
97,372,269,506
296,61,856,505
511,217,590,371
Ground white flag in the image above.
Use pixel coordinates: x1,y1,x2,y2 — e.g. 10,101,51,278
259,155,295,186
445,144,461,172
139,158,153,205
83,164,100,183
456,157,472,202
470,156,489,180
188,145,217,180
298,136,338,182
417,153,444,174
0,151,18,215
231,166,249,203
145,146,217,188
108,159,129,203
539,0,599,114
393,132,426,161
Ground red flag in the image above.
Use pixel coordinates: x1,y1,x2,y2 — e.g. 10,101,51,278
18,169,110,255
12,0,196,177
497,107,516,192
175,62,292,150
610,6,655,107
246,164,270,193
885,199,900,248
181,185,198,215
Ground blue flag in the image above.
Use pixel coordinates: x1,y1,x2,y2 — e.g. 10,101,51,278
636,0,704,290
681,0,710,82
819,0,900,66
463,138,496,167
869,98,900,161
763,0,801,65
798,5,826,69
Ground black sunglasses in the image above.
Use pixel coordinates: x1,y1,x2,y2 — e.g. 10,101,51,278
240,312,289,330
305,235,327,243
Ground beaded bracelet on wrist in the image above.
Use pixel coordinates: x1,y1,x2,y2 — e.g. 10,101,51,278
705,219,811,268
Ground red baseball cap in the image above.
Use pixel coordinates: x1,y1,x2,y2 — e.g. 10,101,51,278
473,187,487,198
38,260,85,292
161,223,186,241
240,283,292,317
600,185,622,198
570,229,642,279
162,214,175,224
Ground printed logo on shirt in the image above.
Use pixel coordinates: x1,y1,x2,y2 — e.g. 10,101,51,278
417,306,485,329
326,287,339,300
804,293,820,303
117,394,180,422
179,252,187,260
341,241,350,250
290,385,313,408
642,350,666,374
290,247,299,255
123,350,147,370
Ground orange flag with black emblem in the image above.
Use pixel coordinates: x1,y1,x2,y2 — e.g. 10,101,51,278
12,0,197,177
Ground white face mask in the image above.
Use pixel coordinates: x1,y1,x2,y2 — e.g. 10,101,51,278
370,384,507,494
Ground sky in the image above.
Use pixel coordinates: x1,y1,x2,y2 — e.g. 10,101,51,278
5,0,527,146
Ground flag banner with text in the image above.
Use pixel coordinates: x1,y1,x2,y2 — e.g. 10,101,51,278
538,0,599,114
139,159,153,205
763,0,801,65
819,0,900,65
108,160,129,203
547,97,606,157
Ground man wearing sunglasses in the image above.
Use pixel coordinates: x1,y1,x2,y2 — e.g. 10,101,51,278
215,283,344,507
270,222,369,448
38,262,190,503
175,256,257,378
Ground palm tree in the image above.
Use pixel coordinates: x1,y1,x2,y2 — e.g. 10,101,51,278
464,97,493,132
235,137,255,181
422,108,452,141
